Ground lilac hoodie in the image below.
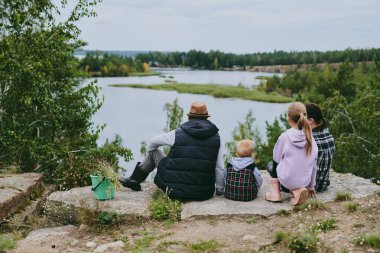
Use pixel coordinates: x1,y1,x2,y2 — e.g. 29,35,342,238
273,128,318,190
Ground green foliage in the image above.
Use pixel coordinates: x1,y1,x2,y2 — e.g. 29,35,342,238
79,52,151,77
225,110,261,162
163,97,184,132
135,48,380,69
255,115,288,169
91,160,123,191
53,135,132,190
155,240,183,252
274,230,291,243
188,240,222,253
334,192,352,202
310,62,356,103
134,235,156,251
345,202,358,213
293,199,328,212
354,234,380,249
276,209,291,217
149,189,182,222
247,218,257,224
97,211,120,227
140,140,147,157
318,61,380,179
310,218,336,233
78,208,122,231
288,234,317,253
0,0,132,189
264,75,281,93
111,83,294,103
0,234,17,252
323,88,380,179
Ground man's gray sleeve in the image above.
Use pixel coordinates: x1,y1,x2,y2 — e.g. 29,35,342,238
147,130,175,151
215,144,225,194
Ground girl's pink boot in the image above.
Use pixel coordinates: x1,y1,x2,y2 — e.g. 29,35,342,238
290,188,309,206
265,177,282,202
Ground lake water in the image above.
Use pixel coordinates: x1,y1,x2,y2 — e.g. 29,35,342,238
91,69,288,175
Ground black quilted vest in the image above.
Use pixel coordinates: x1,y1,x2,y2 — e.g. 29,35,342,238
154,119,220,200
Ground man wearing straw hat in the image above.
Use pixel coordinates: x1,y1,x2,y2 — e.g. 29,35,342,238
120,101,224,200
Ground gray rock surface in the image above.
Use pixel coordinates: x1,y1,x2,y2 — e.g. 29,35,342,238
13,225,77,253
93,241,125,253
181,171,380,219
86,241,97,248
0,173,42,220
25,225,76,241
44,171,380,223
45,183,156,223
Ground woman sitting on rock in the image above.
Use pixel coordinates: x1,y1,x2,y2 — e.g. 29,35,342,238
265,102,318,205
305,103,335,192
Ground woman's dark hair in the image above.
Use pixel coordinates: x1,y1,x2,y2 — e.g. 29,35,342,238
305,103,327,131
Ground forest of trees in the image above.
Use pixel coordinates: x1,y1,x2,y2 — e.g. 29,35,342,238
79,52,151,77
135,48,380,69
78,48,380,77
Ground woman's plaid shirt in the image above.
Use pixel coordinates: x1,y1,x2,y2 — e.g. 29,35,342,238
313,128,335,192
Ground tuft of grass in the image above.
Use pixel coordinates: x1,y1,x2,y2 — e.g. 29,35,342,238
288,234,318,253
274,230,291,243
247,218,257,224
78,208,122,231
150,189,182,222
207,217,218,226
155,240,183,252
310,218,336,233
352,223,365,228
293,199,328,212
110,83,294,103
345,202,358,213
271,230,322,253
132,235,156,252
276,209,291,216
188,240,223,253
354,234,380,249
0,234,17,251
78,203,146,231
91,160,123,192
335,192,352,202
128,72,160,77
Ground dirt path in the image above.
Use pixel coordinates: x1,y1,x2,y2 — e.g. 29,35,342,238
8,194,379,253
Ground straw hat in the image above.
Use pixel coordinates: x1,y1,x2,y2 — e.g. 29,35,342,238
187,102,210,118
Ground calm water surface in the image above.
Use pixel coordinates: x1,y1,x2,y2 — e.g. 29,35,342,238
91,69,288,174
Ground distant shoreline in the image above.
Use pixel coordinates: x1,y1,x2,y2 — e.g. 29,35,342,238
109,83,294,103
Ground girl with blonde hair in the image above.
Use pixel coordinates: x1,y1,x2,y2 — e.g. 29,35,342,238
265,102,318,205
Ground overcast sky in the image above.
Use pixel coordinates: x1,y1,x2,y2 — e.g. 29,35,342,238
72,0,380,54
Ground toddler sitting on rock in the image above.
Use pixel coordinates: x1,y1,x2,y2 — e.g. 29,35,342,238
224,140,263,201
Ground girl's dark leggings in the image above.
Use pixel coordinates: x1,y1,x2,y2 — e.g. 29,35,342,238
266,160,289,192
267,161,278,178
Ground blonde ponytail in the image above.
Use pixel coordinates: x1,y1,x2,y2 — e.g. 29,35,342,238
288,102,313,155
298,113,312,155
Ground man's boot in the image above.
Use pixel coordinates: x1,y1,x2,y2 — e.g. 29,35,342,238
119,162,149,191
290,188,308,206
265,177,282,202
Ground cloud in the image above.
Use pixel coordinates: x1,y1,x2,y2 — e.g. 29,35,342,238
72,0,380,53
